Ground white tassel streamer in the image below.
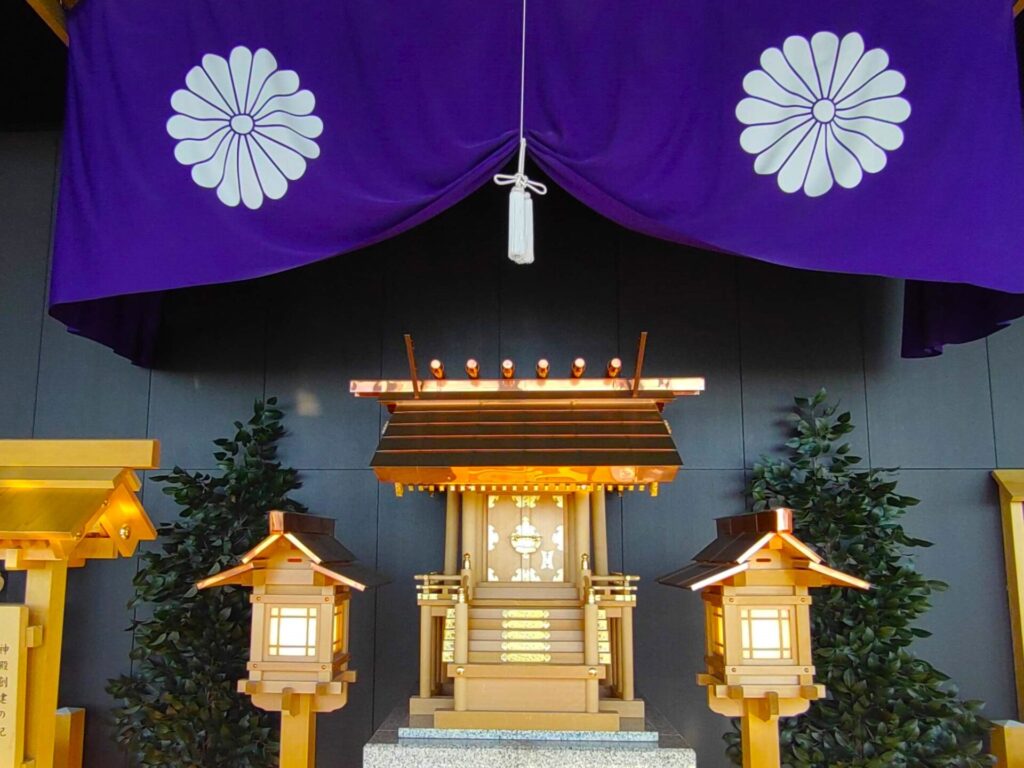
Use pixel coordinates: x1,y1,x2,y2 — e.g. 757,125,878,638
495,138,547,265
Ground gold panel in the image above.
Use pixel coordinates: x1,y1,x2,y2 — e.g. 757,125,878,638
501,630,551,641
502,619,550,630
502,609,549,619
500,641,551,651
499,653,552,663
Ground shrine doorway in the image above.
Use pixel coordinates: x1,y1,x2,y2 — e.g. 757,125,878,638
485,494,566,582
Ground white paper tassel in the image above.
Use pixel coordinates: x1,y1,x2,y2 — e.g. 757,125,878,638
508,187,534,265
494,138,546,266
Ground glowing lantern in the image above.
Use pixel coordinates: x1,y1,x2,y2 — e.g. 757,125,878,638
658,508,870,768
198,511,387,768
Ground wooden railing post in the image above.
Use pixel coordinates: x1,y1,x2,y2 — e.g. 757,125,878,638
584,590,600,714
419,604,433,698
453,589,469,712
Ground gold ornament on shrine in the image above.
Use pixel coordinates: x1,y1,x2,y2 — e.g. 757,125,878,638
659,508,870,768
198,510,388,768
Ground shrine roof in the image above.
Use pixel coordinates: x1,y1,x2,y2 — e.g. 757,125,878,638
365,398,683,488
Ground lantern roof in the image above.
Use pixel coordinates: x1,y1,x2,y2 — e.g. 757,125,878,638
197,510,388,592
657,508,870,592
0,439,159,563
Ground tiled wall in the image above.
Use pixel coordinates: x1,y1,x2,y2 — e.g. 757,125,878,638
2,132,1021,767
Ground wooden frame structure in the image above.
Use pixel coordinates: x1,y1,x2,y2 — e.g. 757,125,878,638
659,508,869,768
354,335,704,731
0,439,159,768
995,470,1024,719
198,511,387,768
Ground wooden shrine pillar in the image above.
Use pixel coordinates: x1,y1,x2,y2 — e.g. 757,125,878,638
574,491,591,572
591,488,609,575
444,490,460,575
461,492,480,583
24,560,69,768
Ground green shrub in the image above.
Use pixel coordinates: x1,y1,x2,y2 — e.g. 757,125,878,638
726,390,992,767
108,398,304,767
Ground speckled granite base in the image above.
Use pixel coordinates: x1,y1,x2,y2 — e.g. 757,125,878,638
363,703,697,768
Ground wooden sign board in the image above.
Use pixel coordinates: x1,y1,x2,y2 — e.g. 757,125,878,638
0,605,28,767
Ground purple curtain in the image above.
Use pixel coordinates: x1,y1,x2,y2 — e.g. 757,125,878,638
52,0,1024,364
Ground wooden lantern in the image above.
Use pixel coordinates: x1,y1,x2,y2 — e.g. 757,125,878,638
198,511,388,768
658,508,870,768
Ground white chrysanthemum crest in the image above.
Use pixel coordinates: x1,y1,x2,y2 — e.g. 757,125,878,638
737,32,910,198
167,46,322,210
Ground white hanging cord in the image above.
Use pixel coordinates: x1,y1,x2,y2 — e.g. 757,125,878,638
493,0,545,264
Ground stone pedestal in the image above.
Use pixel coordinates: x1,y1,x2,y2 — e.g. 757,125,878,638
364,703,697,768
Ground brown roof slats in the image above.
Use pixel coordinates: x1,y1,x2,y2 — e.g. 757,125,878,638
289,532,358,564
371,401,681,471
658,562,739,590
691,532,767,565
323,561,392,589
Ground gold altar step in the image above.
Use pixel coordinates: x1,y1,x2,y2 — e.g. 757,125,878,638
470,640,585,653
469,628,583,641
473,583,580,600
464,602,585,665
469,651,585,663
470,618,581,631
468,606,583,620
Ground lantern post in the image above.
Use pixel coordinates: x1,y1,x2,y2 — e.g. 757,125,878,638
198,510,388,768
658,508,870,768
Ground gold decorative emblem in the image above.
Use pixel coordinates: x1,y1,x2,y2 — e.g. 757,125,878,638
500,652,552,663
503,609,549,619
510,520,542,555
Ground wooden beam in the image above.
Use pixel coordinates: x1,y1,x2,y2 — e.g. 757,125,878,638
0,440,159,469
24,0,69,45
1016,0,1024,17
404,334,421,399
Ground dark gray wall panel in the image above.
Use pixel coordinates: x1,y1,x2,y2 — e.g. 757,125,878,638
371,490,445,727
34,318,151,439
989,322,1024,467
380,218,501,380
148,283,266,468
60,557,136,768
897,469,1015,718
625,469,747,768
0,133,53,437
266,259,384,471
864,280,997,469
738,261,870,467
619,247,744,471
498,188,619,372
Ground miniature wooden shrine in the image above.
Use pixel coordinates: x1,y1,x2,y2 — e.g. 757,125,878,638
0,439,160,768
352,334,704,731
658,508,870,768
198,510,387,768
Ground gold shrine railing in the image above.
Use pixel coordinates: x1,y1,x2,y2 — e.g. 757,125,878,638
414,572,462,603
415,553,474,604
589,573,639,604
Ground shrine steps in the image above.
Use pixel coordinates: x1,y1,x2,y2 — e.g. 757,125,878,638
466,602,585,664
